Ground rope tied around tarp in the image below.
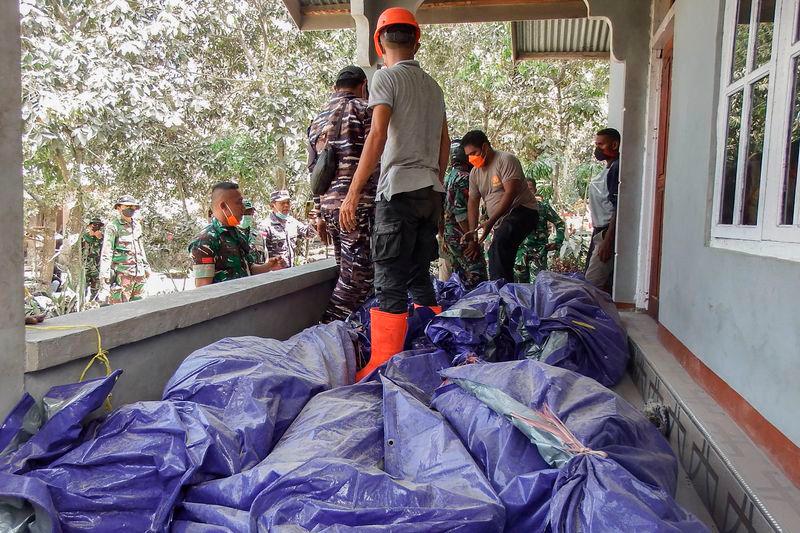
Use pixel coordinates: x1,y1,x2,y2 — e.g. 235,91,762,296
510,404,608,459
25,324,114,412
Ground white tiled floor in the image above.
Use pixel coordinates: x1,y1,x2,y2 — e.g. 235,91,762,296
614,373,719,531
621,311,800,532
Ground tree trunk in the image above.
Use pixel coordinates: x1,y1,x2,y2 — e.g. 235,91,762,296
38,206,58,289
276,138,286,190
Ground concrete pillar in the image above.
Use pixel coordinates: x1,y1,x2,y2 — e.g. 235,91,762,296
351,0,424,68
0,0,25,414
585,0,652,304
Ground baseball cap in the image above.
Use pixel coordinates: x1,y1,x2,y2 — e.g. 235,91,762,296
270,190,291,202
336,66,367,85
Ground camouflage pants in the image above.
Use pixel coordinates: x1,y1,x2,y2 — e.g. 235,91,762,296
321,207,374,322
514,247,548,284
444,227,487,289
110,274,146,304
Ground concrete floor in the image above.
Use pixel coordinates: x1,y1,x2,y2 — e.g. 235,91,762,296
614,374,719,531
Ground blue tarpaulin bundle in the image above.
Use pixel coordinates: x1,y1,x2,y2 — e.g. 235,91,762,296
0,276,709,532
426,272,629,386
432,360,706,532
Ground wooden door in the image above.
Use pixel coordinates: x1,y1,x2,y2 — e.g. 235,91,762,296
648,38,673,319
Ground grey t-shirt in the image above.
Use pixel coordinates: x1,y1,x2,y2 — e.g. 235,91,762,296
469,150,538,218
369,60,446,201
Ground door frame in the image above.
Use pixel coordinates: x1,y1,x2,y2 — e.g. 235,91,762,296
634,4,676,314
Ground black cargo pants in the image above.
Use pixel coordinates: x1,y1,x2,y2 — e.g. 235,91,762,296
488,205,538,282
372,187,443,313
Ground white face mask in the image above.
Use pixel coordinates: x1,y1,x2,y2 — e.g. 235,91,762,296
239,215,254,229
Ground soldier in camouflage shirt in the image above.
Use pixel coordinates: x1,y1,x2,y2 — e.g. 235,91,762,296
99,195,151,304
81,217,104,299
262,190,316,268
308,66,378,321
189,182,284,286
514,179,565,283
443,141,487,288
239,199,265,264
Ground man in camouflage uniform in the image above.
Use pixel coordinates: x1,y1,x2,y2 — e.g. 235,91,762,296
189,182,284,286
308,65,378,322
443,140,487,289
99,195,151,304
81,217,104,299
238,199,265,264
514,179,565,283
262,190,316,268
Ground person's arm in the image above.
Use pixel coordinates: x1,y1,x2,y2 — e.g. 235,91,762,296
462,179,482,259
438,119,450,185
477,179,523,242
138,230,152,278
190,239,216,288
251,257,285,274
597,160,619,262
547,205,566,250
339,103,392,232
99,223,116,283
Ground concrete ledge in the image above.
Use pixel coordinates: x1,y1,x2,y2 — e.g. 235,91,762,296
25,260,338,372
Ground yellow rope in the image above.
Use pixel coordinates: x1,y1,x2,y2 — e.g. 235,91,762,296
25,324,114,411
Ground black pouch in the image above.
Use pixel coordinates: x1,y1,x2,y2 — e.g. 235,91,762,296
310,104,347,196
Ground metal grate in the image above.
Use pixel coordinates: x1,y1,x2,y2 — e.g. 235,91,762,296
512,18,611,60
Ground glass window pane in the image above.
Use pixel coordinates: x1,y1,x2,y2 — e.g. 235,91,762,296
721,90,744,224
782,59,800,225
731,0,753,81
742,76,769,226
753,0,775,69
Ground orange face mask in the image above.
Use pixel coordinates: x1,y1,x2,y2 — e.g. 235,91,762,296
468,154,485,168
222,205,240,227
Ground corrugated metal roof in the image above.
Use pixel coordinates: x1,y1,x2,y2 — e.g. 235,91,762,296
300,0,346,8
512,18,610,60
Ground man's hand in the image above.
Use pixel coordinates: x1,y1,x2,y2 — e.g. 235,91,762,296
461,229,478,245
464,240,480,260
145,269,152,279
339,193,359,233
316,218,329,246
597,235,614,262
267,256,287,270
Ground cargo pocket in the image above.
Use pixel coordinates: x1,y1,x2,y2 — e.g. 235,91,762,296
371,221,403,263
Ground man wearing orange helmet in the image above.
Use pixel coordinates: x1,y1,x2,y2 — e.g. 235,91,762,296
339,7,450,380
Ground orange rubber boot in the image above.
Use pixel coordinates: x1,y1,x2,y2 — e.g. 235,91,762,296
356,308,409,381
413,304,443,314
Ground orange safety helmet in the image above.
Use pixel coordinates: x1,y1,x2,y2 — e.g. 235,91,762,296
373,7,420,58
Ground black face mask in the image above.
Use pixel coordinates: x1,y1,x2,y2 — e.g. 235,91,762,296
594,147,608,161
122,208,136,217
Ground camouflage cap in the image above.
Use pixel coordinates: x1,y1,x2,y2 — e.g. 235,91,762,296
270,190,291,202
114,194,141,207
243,199,254,210
87,216,104,226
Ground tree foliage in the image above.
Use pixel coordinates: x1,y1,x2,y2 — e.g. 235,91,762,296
21,1,607,292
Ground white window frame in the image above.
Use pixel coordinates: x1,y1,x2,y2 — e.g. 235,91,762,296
712,0,800,259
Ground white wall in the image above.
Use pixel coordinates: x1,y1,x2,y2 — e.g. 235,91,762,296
661,0,800,444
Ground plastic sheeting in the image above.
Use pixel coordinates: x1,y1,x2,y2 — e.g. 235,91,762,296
432,360,707,532
0,281,711,532
426,272,629,386
176,377,505,532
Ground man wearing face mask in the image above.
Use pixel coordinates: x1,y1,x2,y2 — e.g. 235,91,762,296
585,127,621,292
307,65,377,322
189,182,284,287
81,217,105,300
460,130,538,282
239,199,265,264
99,195,152,304
262,190,316,268
443,140,487,289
